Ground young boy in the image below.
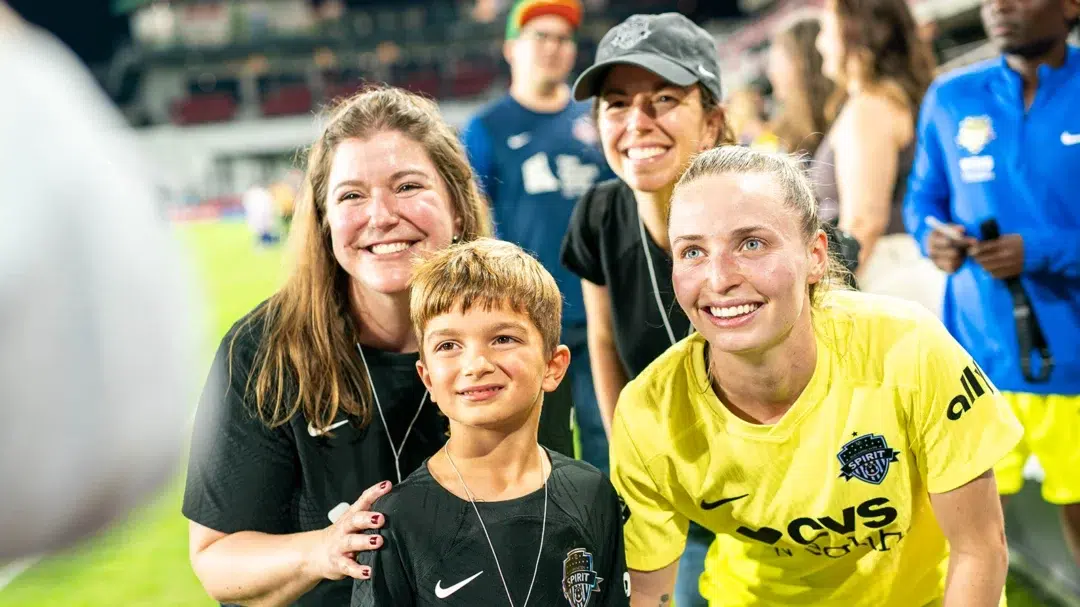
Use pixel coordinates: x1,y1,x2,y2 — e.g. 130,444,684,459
351,238,630,607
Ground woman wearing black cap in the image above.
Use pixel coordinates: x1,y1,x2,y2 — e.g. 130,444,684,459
560,13,733,607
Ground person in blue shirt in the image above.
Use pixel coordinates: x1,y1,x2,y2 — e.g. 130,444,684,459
461,0,614,473
904,0,1080,568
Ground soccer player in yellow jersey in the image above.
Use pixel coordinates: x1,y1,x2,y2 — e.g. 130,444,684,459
610,146,1024,607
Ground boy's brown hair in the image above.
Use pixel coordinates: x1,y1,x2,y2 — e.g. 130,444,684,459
409,238,562,357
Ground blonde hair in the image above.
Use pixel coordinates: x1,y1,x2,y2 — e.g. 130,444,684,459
409,238,562,357
237,86,493,432
673,146,850,305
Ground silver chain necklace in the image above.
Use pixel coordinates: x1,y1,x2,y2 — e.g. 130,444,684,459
638,213,678,346
356,344,428,483
444,443,548,607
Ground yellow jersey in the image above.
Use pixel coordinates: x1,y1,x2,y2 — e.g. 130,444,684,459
610,291,1022,606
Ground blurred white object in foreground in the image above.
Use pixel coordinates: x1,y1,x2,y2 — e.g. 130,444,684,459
0,4,203,562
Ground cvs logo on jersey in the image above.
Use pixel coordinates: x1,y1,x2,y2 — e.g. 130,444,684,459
946,361,996,421
736,497,900,558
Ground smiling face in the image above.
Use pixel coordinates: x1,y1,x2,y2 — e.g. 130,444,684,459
324,130,462,296
416,303,570,432
669,171,828,356
596,65,721,194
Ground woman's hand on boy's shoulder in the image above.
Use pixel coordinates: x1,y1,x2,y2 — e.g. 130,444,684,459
306,480,393,581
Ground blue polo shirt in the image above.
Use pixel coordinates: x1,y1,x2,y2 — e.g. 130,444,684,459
461,94,613,327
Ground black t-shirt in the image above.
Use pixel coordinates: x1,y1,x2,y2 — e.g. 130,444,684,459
560,179,693,379
182,303,574,607
351,451,630,607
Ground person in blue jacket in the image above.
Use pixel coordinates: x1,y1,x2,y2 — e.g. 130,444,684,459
904,0,1080,567
460,0,615,473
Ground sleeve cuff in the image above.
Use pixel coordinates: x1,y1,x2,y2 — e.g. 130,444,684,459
625,541,685,573
1019,229,1051,274
927,413,1023,495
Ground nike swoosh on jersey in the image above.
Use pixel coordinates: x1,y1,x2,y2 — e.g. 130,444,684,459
1061,131,1080,146
307,419,349,437
700,493,749,510
434,571,483,599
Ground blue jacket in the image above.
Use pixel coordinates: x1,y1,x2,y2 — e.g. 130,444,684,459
461,95,613,327
904,46,1080,395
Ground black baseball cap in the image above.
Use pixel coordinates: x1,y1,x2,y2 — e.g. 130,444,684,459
572,13,722,102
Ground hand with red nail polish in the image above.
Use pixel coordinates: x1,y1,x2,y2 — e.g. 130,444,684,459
307,479,393,582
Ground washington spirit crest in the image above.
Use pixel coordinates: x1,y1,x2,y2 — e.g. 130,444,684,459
562,548,602,607
837,433,900,485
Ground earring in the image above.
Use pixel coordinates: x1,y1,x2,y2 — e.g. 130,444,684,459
452,234,461,244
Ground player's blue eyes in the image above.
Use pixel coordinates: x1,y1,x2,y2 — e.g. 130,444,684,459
744,238,764,251
681,247,703,260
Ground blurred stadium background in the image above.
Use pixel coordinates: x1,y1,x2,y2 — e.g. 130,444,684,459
0,0,1077,605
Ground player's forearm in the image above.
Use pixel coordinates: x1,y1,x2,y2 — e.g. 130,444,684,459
192,529,325,606
587,334,628,437
942,550,1008,607
629,567,677,607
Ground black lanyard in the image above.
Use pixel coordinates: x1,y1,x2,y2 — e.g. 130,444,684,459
980,220,1053,383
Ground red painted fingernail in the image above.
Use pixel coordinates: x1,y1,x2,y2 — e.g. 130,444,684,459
369,536,378,545
371,514,381,524
362,567,371,577
380,481,389,489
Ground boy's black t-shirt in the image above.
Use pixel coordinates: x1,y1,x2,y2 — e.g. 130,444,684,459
560,179,693,378
181,302,574,607
351,451,630,607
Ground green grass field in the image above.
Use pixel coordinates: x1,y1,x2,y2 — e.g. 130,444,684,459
0,220,1051,606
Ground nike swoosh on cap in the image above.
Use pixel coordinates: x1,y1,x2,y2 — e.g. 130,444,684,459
307,419,349,437
700,493,749,510
434,571,484,599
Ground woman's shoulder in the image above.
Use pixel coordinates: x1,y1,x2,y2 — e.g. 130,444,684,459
217,298,273,360
617,333,702,421
579,178,634,223
839,88,914,139
815,291,943,383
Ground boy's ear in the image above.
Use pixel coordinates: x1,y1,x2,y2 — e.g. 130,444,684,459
415,359,434,393
541,344,571,393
